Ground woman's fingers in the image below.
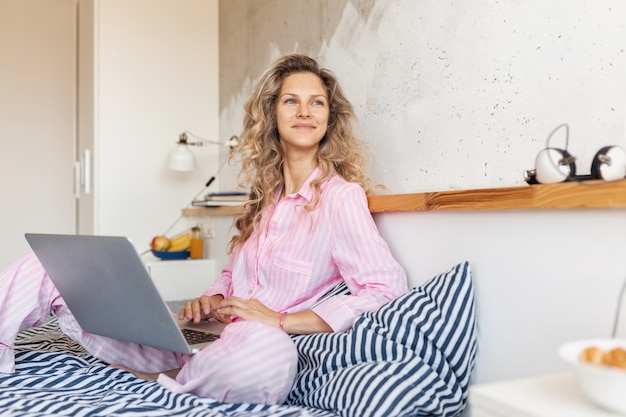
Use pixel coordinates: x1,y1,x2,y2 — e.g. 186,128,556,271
215,296,249,317
178,300,193,320
216,297,278,325
179,296,276,325
200,295,213,316
178,295,213,322
216,296,244,309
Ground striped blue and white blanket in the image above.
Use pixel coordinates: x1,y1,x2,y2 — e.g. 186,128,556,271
1,261,477,417
5,317,327,417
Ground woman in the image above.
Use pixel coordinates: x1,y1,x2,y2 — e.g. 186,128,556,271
0,53,408,405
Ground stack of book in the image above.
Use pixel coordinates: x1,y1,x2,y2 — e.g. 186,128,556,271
191,191,248,207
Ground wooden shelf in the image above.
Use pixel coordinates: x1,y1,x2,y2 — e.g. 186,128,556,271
367,179,626,213
182,179,626,217
182,205,243,217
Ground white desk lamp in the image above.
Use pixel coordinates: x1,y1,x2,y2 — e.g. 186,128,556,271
143,131,241,254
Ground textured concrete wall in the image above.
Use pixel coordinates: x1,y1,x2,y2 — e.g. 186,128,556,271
219,0,626,194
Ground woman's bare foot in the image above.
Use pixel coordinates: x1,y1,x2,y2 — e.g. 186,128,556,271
111,364,180,381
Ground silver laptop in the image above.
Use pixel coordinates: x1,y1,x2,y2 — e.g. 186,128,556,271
25,233,225,355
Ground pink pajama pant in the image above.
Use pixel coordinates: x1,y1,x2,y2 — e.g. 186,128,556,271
0,252,297,405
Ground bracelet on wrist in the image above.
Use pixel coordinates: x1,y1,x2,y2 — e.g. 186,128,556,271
279,311,288,332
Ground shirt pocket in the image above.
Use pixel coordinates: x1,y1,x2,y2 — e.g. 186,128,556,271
272,257,314,296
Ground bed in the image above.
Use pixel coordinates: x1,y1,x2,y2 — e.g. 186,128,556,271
1,262,477,417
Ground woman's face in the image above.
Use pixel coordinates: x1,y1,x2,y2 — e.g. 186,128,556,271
275,72,329,158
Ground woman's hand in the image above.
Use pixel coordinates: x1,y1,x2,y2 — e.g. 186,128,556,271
215,296,280,327
179,294,231,324
216,297,333,334
181,296,333,334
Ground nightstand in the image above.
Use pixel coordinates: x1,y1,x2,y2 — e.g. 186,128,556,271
470,373,619,417
145,258,216,301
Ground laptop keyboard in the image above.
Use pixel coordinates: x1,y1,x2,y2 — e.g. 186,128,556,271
182,328,220,344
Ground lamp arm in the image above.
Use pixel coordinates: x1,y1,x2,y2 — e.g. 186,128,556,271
180,130,237,147
203,150,232,187
176,132,240,149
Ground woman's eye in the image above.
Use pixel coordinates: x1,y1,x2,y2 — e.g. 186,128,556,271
313,100,326,106
284,98,297,104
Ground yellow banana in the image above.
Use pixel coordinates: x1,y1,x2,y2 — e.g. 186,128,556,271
168,231,191,251
169,231,190,245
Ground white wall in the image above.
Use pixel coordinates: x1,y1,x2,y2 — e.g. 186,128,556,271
374,208,626,384
215,0,626,389
218,0,626,194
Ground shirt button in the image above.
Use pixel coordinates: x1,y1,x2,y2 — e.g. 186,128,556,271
248,289,253,294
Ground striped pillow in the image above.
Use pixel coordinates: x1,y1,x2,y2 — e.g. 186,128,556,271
287,261,477,417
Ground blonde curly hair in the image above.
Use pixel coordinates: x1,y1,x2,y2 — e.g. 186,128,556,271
228,53,372,252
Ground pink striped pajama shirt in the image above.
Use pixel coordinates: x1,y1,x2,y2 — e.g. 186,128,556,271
0,167,408,405
206,167,408,333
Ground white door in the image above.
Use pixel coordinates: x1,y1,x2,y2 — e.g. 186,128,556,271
0,0,77,270
77,0,220,254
